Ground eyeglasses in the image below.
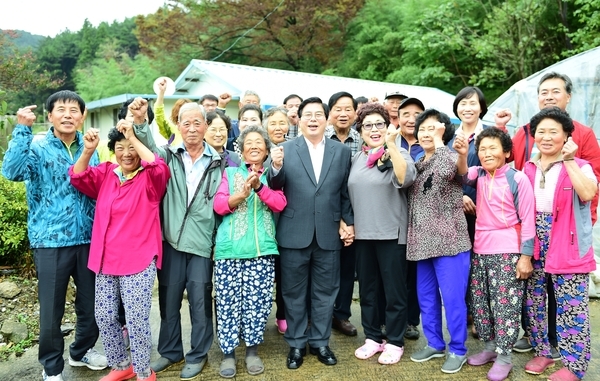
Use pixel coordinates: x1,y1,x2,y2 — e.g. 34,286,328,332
206,127,228,134
362,122,386,131
300,112,326,120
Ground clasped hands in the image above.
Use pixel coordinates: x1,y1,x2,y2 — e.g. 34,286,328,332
339,219,354,247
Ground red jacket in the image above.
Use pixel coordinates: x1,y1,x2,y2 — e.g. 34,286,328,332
510,120,600,224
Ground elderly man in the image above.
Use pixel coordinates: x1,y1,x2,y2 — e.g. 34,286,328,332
495,71,600,356
384,91,407,127
283,94,303,138
269,97,354,370
2,91,107,381
324,91,361,337
132,99,224,380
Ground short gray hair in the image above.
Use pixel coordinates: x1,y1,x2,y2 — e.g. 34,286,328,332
237,125,272,152
242,90,260,103
178,103,206,122
262,106,289,129
537,72,573,95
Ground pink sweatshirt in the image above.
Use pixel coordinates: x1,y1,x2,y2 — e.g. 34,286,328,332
69,155,170,275
463,164,535,255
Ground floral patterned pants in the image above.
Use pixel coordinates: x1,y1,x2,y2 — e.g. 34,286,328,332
215,256,275,354
525,212,591,379
470,252,525,355
95,260,156,374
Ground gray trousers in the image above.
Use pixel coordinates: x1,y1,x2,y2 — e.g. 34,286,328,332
157,242,213,364
34,245,99,377
280,236,340,349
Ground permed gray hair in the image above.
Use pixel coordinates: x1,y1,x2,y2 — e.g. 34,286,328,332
237,124,272,153
262,106,289,129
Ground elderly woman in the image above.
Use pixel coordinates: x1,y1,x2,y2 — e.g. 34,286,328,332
69,121,170,381
521,107,597,381
233,104,263,154
264,106,290,145
456,127,536,381
406,109,471,374
213,125,287,378
262,106,290,334
205,111,241,167
349,102,416,365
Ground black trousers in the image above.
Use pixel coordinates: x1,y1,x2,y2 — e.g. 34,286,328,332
406,260,420,326
334,243,356,320
34,245,99,377
356,240,408,347
157,243,213,364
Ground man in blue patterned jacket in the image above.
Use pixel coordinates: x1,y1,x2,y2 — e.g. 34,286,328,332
2,91,107,381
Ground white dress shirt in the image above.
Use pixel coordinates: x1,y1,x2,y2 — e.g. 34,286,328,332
304,136,326,183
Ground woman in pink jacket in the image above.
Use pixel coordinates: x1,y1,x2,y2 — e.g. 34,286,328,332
456,127,535,381
70,118,170,381
522,107,597,381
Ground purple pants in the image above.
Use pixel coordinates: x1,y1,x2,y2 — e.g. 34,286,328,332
416,250,470,355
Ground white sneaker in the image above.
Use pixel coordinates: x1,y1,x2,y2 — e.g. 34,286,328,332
42,370,64,381
68,348,108,370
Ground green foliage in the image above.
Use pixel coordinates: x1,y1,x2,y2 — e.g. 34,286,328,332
74,41,161,102
0,167,30,268
4,30,45,50
567,0,600,54
0,311,37,360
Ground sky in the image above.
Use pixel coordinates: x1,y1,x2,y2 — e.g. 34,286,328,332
3,0,169,37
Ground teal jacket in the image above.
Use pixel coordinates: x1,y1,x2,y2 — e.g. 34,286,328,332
1,125,98,248
134,121,223,258
214,165,281,260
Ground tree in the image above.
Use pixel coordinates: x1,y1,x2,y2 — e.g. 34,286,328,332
136,0,365,73
0,31,63,112
324,0,405,81
566,0,600,54
74,40,161,102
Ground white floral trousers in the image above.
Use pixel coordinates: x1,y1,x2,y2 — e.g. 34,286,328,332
214,256,275,354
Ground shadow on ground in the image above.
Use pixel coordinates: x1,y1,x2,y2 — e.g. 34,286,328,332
1,285,599,381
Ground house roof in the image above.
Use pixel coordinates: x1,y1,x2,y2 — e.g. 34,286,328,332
173,59,458,119
86,93,192,111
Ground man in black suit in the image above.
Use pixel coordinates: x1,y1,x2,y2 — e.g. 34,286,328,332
269,97,354,369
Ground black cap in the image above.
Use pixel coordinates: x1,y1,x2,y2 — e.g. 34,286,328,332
398,97,425,111
384,91,407,100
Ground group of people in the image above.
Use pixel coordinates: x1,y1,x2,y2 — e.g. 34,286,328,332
1,71,597,381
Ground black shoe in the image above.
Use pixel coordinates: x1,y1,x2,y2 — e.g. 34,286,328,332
309,346,337,365
287,347,306,369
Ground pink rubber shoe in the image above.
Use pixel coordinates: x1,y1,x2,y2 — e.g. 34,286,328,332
99,365,135,381
487,362,512,381
276,319,287,334
378,343,404,365
547,367,579,381
355,339,386,360
467,350,497,366
524,356,555,375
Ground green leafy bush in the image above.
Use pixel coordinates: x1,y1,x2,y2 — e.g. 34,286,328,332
0,164,30,268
